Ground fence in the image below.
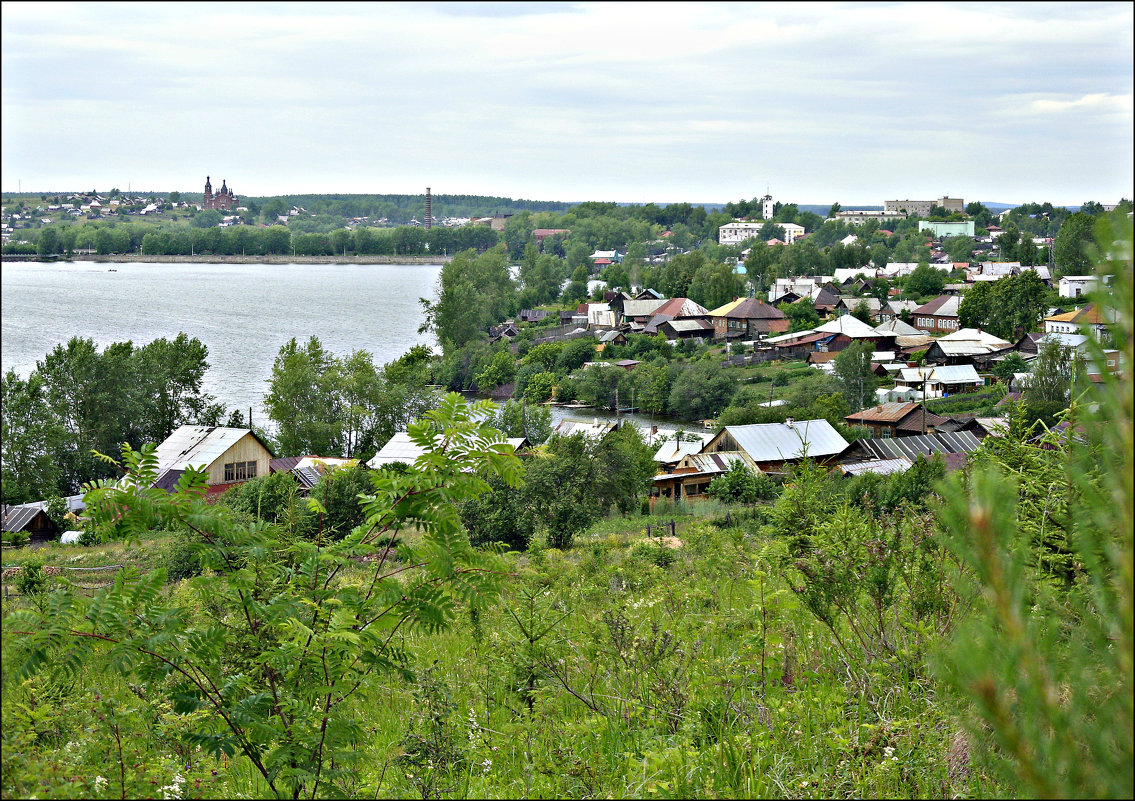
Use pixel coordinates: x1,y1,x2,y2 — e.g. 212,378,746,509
2,563,124,598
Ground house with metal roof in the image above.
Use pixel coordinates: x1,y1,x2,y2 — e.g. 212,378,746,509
895,364,984,397
874,317,922,336
652,451,758,503
151,425,276,498
837,457,913,477
923,328,1013,366
912,296,961,333
269,456,360,490
701,419,850,473
2,503,61,545
652,431,715,470
367,432,528,469
707,297,789,340
844,402,949,438
841,430,982,471
655,318,715,340
1043,303,1113,338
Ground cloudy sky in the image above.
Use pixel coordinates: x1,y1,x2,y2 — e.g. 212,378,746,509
2,1,1132,206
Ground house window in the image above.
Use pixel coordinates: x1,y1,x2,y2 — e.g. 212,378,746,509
223,461,258,482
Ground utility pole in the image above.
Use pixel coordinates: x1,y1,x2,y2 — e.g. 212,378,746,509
921,369,930,434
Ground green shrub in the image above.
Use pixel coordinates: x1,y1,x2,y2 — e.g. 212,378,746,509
16,558,47,596
161,535,203,582
630,540,677,568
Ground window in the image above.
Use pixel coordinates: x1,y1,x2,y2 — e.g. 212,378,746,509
223,460,258,482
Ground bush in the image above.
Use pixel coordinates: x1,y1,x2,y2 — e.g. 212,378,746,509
161,535,203,582
16,559,47,596
630,540,677,568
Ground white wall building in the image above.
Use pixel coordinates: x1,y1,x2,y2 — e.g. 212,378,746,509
719,221,805,246
1058,275,1098,298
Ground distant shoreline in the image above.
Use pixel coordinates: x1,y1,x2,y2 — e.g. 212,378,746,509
1,253,452,265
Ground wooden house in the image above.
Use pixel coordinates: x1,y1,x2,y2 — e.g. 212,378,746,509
652,451,758,503
707,297,789,340
701,419,850,473
2,504,61,545
151,425,276,499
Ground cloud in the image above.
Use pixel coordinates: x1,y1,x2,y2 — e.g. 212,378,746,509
1026,92,1133,116
2,2,1132,203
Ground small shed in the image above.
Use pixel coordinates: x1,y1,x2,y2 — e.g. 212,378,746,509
2,504,61,545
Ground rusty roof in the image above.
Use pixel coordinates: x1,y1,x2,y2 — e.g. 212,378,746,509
845,402,921,424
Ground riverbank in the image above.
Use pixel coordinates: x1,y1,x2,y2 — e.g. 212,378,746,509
1,253,451,265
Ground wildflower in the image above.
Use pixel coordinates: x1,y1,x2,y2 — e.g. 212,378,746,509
481,758,492,774
93,776,108,792
800,780,809,788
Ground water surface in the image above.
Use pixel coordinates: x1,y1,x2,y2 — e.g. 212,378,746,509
1,260,443,425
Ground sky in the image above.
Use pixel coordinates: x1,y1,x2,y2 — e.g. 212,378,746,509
2,1,1132,206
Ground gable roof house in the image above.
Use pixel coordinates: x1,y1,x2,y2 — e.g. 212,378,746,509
269,456,360,489
2,503,61,545
844,402,949,438
707,297,789,340
651,451,758,504
1043,303,1112,338
702,419,851,473
841,430,982,472
874,317,923,337
878,300,920,323
618,298,668,325
911,296,961,333
923,328,1013,366
835,296,883,321
895,364,984,398
812,286,842,318
150,425,276,499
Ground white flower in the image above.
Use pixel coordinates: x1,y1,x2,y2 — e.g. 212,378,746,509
481,758,492,774
93,776,108,791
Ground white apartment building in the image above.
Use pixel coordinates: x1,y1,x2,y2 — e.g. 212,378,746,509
719,220,805,246
832,210,906,226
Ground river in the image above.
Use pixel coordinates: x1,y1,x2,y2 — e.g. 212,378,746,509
0,260,689,439
1,260,443,425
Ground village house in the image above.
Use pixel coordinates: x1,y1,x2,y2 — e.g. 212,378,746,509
2,503,63,545
652,451,758,503
878,300,919,323
835,296,883,321
706,297,789,340
1057,275,1099,298
894,364,984,398
701,418,851,473
844,402,948,438
1043,303,1112,338
150,425,275,499
923,328,1013,366
911,296,961,333
840,430,982,472
268,456,359,490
